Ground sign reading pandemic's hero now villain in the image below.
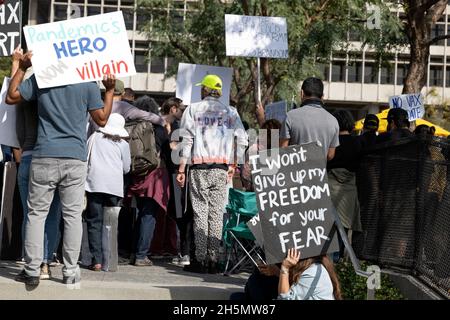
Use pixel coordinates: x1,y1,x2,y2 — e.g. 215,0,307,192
23,11,136,88
248,143,339,264
225,14,288,59
0,0,21,57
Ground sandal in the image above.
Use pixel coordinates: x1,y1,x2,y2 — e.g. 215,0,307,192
89,264,102,271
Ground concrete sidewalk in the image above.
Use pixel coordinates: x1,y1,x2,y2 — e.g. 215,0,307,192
0,260,248,300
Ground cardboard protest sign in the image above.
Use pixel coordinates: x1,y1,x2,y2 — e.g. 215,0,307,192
176,63,233,106
248,143,339,264
225,14,288,59
389,93,424,121
23,11,136,88
0,0,21,56
265,101,287,123
247,213,264,248
0,77,19,148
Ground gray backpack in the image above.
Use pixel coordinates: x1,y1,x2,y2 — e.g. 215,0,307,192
124,120,160,177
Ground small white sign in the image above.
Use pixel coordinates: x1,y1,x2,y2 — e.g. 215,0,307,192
0,77,20,148
265,101,287,124
23,11,136,88
225,14,288,59
389,93,425,121
176,63,233,106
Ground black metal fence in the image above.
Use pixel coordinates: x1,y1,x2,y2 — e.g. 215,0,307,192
355,135,450,299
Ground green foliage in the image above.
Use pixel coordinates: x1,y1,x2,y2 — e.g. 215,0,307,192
336,260,404,300
0,57,12,87
137,0,405,125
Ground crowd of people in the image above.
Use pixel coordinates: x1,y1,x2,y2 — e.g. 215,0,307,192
0,46,439,300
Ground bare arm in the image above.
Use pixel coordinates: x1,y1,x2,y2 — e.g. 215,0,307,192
278,249,300,296
10,46,23,78
6,51,32,105
256,102,265,127
327,147,336,161
88,74,116,127
280,139,290,148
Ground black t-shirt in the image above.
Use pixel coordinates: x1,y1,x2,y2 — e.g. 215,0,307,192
327,134,362,172
154,125,176,174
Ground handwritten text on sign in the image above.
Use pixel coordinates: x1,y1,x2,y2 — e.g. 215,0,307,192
0,0,20,56
225,14,288,59
24,11,136,88
248,143,339,264
389,93,424,121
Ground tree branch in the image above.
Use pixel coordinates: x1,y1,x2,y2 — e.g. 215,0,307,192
168,35,196,64
428,34,450,45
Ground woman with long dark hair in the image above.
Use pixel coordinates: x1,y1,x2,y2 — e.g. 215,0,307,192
278,249,342,300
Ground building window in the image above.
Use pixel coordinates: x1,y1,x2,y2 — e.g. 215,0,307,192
135,51,148,73
122,8,135,30
397,64,408,86
380,65,394,84
347,62,362,83
429,65,443,86
37,0,51,24
53,4,68,22
446,67,450,87
150,56,165,74
364,62,378,84
87,5,101,17
317,63,330,81
430,23,445,46
331,61,345,82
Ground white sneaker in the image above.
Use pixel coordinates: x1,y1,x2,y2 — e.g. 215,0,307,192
15,258,25,265
179,255,190,266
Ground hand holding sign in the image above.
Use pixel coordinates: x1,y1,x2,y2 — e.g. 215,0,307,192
19,51,32,71
282,248,301,269
102,73,116,92
12,45,23,62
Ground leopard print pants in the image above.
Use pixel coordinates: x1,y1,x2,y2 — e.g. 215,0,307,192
189,168,228,263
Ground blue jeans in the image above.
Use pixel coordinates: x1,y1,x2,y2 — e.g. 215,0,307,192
17,154,62,263
135,197,159,260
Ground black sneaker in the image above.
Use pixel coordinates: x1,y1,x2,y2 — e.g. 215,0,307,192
208,261,219,274
183,260,207,274
15,270,40,286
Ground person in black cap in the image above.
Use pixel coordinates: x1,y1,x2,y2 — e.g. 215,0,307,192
377,108,412,143
358,113,379,151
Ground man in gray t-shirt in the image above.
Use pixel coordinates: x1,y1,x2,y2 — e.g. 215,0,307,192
6,51,116,287
280,77,339,161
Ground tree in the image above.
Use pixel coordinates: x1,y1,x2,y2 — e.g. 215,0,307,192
401,0,449,94
137,0,388,124
0,57,12,87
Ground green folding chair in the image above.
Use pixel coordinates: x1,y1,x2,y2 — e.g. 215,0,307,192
222,189,265,276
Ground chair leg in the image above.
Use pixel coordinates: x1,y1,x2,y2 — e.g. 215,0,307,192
226,232,259,274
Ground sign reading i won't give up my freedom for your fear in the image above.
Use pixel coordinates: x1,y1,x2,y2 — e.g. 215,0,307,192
247,143,339,264
23,11,136,89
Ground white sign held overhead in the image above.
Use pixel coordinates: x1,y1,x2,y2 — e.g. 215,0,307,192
389,93,425,121
225,14,288,59
23,11,136,89
0,77,20,148
176,63,233,106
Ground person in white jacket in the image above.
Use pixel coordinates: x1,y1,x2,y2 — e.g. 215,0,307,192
85,113,131,272
176,74,248,274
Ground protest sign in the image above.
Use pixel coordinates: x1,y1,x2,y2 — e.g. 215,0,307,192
248,143,339,264
23,11,136,88
265,101,287,123
225,14,288,59
0,77,19,148
389,93,424,121
176,63,233,106
0,0,21,56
